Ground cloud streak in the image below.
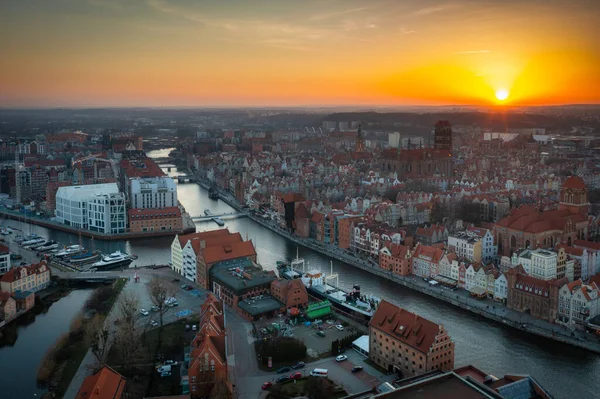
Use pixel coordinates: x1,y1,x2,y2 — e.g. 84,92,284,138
454,50,490,54
308,7,369,22
413,4,457,16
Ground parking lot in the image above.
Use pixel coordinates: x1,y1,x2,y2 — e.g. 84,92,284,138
255,318,359,355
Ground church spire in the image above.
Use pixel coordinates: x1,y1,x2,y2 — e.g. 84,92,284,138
356,123,365,152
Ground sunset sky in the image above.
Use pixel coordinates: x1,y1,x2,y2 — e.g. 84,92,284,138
1,0,599,107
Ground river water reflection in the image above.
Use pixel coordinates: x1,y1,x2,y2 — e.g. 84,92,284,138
0,289,93,398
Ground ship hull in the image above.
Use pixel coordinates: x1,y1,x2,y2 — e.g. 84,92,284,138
306,286,373,323
92,258,133,270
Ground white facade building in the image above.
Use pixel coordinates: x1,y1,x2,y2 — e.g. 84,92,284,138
171,236,184,275
130,177,177,209
494,274,508,302
55,183,121,230
511,249,558,280
87,193,126,234
447,227,497,264
558,280,600,326
0,247,11,275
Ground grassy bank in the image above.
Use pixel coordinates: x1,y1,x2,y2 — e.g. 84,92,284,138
37,278,127,397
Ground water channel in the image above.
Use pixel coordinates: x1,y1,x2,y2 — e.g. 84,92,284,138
0,289,93,398
0,149,595,397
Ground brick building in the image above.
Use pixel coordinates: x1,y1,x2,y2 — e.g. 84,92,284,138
187,293,232,399
128,206,182,233
197,238,257,289
270,278,309,311
505,268,567,322
210,259,280,321
495,176,589,256
75,366,126,399
369,301,455,377
379,243,412,276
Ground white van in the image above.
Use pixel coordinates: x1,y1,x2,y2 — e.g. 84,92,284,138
310,368,328,377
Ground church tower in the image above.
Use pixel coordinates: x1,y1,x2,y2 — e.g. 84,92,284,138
355,124,365,152
434,121,452,151
559,176,589,217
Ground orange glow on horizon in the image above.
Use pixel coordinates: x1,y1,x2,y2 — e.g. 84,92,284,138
0,1,599,107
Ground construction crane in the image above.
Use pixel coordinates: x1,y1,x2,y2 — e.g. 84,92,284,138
71,153,119,183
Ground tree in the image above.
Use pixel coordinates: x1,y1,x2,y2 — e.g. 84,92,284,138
85,315,113,369
147,276,175,347
209,379,233,399
113,291,145,374
306,377,331,399
117,290,139,325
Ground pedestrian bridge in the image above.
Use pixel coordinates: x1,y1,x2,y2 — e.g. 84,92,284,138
54,271,121,282
191,212,248,222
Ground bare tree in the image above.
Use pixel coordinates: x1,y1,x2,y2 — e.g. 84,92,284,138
113,320,146,374
147,276,175,333
85,315,113,369
117,290,140,325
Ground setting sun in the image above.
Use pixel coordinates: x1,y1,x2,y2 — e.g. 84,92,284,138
495,89,509,101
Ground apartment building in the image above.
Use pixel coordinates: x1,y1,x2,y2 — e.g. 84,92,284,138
0,244,11,275
558,279,600,327
447,227,496,264
0,261,51,293
87,192,127,234
55,183,121,230
128,206,182,233
369,301,455,377
130,176,177,209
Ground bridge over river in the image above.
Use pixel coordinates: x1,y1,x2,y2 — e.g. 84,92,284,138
191,211,248,222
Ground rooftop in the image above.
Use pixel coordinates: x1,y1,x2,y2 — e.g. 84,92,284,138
210,262,275,295
76,366,126,399
56,183,120,201
237,295,284,316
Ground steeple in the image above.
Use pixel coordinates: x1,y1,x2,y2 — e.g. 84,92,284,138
356,123,365,152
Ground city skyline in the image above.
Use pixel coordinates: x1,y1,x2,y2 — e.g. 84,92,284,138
1,0,600,107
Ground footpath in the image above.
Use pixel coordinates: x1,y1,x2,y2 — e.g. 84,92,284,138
199,177,600,355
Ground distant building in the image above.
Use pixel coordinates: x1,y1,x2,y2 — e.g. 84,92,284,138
448,227,497,263
511,249,558,281
0,261,51,294
379,243,412,276
55,183,122,230
558,279,600,327
88,192,127,234
411,244,444,278
270,278,309,311
505,268,566,322
128,206,182,233
434,120,452,151
495,176,589,256
369,300,455,376
0,244,11,275
75,366,126,399
130,177,177,209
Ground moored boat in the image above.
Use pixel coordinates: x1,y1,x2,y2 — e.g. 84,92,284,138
91,251,133,270
56,244,84,257
21,237,46,248
69,250,101,265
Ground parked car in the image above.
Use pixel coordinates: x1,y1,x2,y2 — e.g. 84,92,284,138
185,325,191,331
261,382,272,390
192,324,197,331
260,328,268,335
151,306,159,312
185,286,194,291
351,366,364,373
140,309,149,316
317,331,326,337
292,361,305,369
276,366,291,374
290,372,302,380
181,284,189,289
335,355,348,362
150,320,159,327
163,360,176,366
335,324,344,331
276,376,290,383
160,371,171,378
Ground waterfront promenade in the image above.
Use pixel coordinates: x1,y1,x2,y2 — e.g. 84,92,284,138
200,177,600,354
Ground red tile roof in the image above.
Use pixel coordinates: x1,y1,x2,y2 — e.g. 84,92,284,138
75,366,126,399
203,240,256,264
0,244,8,254
120,158,165,178
563,176,586,190
370,300,444,354
177,229,231,249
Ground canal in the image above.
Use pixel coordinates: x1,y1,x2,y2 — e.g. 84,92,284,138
0,289,93,398
0,152,595,397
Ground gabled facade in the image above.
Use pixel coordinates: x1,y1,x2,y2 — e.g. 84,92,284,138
379,243,412,276
411,244,443,278
558,279,600,327
187,293,230,399
0,261,51,293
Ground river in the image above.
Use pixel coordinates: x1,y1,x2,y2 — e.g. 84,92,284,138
0,289,93,398
0,154,595,397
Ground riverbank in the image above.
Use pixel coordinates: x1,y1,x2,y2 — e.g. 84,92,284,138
199,176,600,355
0,208,195,241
